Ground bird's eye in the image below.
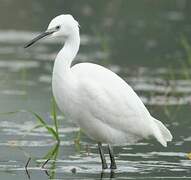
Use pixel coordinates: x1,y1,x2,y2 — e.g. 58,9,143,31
56,25,61,30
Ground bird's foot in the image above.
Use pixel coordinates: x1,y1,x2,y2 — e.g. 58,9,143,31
110,163,117,170
102,162,108,169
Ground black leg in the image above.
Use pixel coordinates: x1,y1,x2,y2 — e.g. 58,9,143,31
108,144,117,169
100,171,104,180
110,170,115,179
98,142,108,169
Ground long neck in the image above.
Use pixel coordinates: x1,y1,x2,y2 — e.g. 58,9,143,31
53,30,80,75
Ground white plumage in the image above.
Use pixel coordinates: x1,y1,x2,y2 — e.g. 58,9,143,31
51,15,172,146
53,61,172,146
25,14,172,169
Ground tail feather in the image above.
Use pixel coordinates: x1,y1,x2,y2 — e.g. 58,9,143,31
152,117,173,147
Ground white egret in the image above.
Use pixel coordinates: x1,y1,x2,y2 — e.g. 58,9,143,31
25,14,172,170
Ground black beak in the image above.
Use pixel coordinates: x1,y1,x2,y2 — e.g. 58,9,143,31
24,30,55,48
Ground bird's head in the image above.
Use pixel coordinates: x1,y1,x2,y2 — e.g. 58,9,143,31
24,14,79,48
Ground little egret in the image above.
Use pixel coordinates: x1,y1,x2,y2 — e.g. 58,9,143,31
25,14,172,170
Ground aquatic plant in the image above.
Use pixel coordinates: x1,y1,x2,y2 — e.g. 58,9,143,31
180,36,191,79
32,97,60,142
181,36,191,66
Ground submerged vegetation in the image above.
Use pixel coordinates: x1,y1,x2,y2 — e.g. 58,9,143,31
0,97,61,143
32,97,60,143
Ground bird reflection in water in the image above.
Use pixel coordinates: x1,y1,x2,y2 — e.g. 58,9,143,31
25,142,116,180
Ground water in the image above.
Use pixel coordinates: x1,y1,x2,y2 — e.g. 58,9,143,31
0,1,191,179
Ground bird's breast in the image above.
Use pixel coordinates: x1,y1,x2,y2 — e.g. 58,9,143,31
52,72,81,122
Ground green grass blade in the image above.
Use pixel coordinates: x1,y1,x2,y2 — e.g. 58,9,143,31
51,97,58,134
0,110,26,115
0,109,60,142
74,128,82,144
22,124,44,138
30,111,59,141
181,36,191,65
43,143,60,160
